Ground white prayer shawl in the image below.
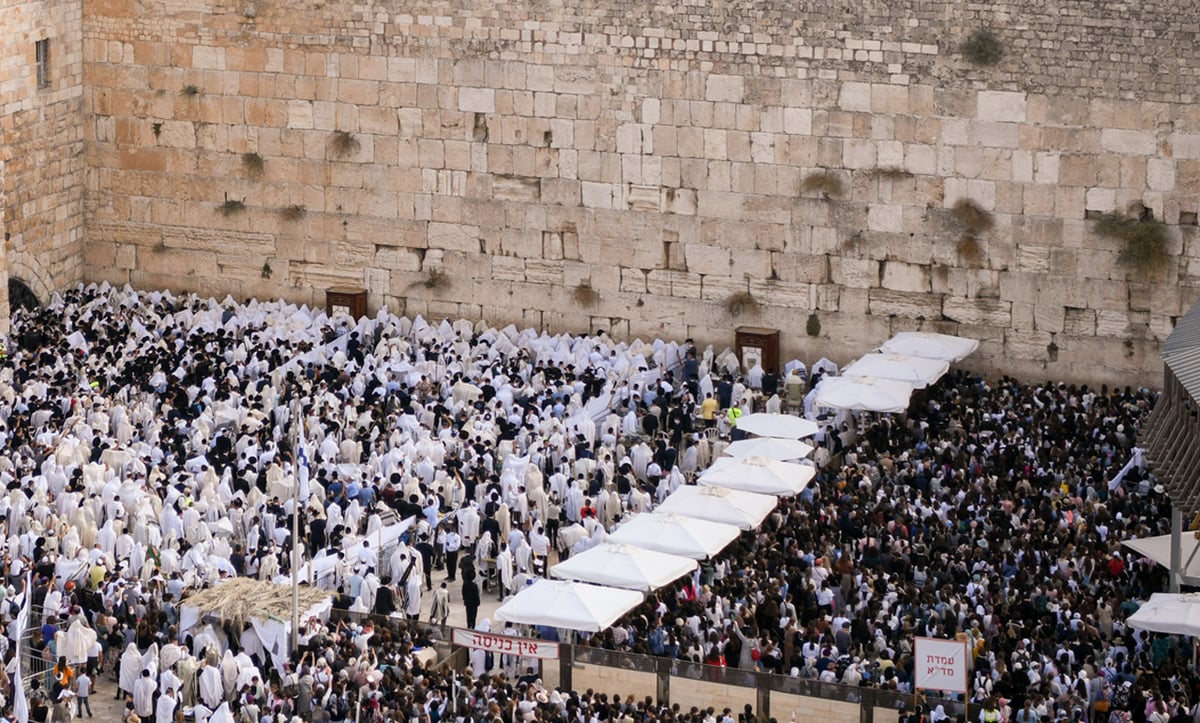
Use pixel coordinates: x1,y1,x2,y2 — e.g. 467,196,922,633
198,664,224,709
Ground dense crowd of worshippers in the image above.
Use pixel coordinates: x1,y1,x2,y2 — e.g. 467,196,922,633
0,283,1187,723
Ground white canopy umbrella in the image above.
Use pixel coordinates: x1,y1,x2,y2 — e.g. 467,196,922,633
608,512,740,560
735,413,818,439
494,579,644,632
879,331,979,362
697,456,816,497
842,353,950,390
813,376,914,414
1123,534,1200,582
722,437,814,461
550,543,698,591
654,485,777,530
1127,593,1200,637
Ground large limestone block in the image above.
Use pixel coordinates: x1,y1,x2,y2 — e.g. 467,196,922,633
942,297,1012,326
458,87,496,113
880,261,930,293
867,204,904,233
838,82,871,112
684,244,732,276
773,253,829,284
1101,128,1156,155
976,91,1026,123
830,257,879,289
868,289,943,319
705,75,744,103
427,221,480,253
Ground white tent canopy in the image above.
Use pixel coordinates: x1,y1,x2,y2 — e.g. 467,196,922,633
654,485,777,530
697,456,816,497
842,353,950,390
608,512,741,560
494,579,645,632
550,543,698,591
1123,534,1200,581
879,331,979,362
734,413,819,440
813,376,915,413
722,437,814,462
1127,593,1200,637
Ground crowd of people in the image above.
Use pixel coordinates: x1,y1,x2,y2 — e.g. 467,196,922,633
0,282,1186,723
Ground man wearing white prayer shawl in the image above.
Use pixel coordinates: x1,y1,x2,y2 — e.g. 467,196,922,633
198,657,223,710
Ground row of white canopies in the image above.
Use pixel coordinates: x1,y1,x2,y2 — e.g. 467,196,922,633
493,414,821,632
492,333,980,633
810,331,980,414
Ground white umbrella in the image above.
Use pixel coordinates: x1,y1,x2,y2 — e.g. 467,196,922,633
879,331,979,362
735,413,818,439
697,456,815,497
494,579,644,632
550,543,697,591
813,376,914,414
1123,534,1200,581
655,485,777,530
842,353,949,390
608,512,740,560
1127,593,1200,637
723,437,814,461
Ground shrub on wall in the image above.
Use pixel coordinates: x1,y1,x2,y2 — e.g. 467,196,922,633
328,130,361,158
1095,212,1170,275
725,291,760,318
962,29,1004,66
242,152,264,176
800,170,844,199
571,282,600,308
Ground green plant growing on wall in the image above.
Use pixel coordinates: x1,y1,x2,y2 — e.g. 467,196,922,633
151,240,167,254
1095,212,1170,276
951,199,994,234
328,130,361,158
806,313,821,337
801,170,844,200
962,29,1004,66
152,122,163,139
218,198,246,216
725,291,760,318
571,282,600,308
1047,340,1059,362
949,199,993,267
242,152,265,176
423,269,449,289
280,204,306,221
181,84,200,96
956,235,985,267
261,262,272,279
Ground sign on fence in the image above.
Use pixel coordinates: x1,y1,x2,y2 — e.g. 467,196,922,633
913,637,968,693
452,627,560,660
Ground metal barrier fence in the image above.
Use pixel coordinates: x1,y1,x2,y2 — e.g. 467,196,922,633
20,606,59,690
324,608,966,723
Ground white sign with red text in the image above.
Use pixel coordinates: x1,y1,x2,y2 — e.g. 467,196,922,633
914,637,968,693
452,627,560,660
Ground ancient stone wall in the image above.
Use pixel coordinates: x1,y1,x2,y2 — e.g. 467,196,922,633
1,0,87,314
80,0,1200,384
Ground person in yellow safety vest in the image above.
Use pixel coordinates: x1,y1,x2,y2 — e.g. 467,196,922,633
979,698,1002,723
726,406,743,427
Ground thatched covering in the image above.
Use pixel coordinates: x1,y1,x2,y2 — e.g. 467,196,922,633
181,577,332,628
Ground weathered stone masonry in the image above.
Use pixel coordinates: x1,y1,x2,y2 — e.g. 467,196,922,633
17,0,1200,383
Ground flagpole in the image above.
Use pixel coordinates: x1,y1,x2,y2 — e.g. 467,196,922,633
291,401,301,656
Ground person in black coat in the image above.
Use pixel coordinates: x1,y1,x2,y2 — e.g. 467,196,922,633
374,580,396,616
462,574,481,629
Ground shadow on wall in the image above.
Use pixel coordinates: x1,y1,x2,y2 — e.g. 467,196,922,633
9,278,40,312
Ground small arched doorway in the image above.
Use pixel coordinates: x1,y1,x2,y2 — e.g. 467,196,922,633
8,277,40,313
